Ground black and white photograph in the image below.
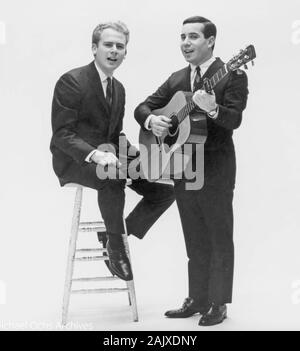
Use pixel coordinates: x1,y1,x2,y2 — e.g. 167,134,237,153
0,0,300,333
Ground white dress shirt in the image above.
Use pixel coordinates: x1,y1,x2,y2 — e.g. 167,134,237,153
94,61,113,97
190,56,216,91
85,62,113,162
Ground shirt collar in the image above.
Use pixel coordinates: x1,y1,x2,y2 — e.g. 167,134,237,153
190,56,216,76
94,61,113,83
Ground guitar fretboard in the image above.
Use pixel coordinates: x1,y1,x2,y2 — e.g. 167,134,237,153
177,64,229,124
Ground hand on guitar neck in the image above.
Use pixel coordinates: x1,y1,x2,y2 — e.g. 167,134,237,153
149,114,172,137
193,89,218,114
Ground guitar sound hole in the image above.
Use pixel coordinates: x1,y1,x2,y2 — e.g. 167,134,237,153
164,114,179,148
168,114,179,135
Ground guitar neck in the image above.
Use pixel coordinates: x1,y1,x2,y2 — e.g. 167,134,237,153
177,64,229,124
209,63,229,90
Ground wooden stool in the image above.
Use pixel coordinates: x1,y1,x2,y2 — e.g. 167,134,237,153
62,180,138,325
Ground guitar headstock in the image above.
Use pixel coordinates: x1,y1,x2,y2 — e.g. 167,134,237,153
227,44,256,71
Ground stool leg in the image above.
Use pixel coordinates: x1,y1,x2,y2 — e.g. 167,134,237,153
126,280,138,322
122,229,138,322
62,187,83,326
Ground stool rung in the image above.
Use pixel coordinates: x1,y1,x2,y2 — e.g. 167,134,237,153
71,288,128,294
79,221,106,232
72,276,118,282
74,256,108,262
76,248,106,253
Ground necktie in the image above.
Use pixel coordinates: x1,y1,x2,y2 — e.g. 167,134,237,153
106,77,113,107
193,66,203,92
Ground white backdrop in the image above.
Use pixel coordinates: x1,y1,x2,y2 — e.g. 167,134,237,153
0,0,300,330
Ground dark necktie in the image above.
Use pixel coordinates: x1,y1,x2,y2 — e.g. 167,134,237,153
193,66,203,92
106,77,113,107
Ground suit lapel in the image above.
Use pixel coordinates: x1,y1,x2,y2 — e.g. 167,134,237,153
87,62,110,116
201,57,224,81
183,65,192,91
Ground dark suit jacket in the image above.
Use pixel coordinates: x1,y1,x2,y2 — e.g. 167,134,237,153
50,62,128,185
134,58,249,189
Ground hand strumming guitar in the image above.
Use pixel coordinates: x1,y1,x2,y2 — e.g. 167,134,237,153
149,115,172,137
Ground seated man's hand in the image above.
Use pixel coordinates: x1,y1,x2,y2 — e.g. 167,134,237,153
150,115,172,137
91,150,121,167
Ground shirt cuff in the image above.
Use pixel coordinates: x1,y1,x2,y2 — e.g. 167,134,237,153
207,105,219,119
85,149,97,163
144,115,153,130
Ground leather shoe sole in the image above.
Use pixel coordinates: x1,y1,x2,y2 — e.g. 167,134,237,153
165,310,200,318
199,314,227,326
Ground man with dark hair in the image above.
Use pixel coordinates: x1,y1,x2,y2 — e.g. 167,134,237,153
135,16,248,326
50,21,174,282
183,16,217,50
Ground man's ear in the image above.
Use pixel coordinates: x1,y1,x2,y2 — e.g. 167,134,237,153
207,36,215,49
92,43,97,56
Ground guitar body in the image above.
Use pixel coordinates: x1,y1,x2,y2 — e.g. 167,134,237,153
139,91,205,181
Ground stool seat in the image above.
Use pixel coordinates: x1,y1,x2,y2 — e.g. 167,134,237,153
64,178,171,189
63,183,83,188
64,178,133,188
155,179,174,186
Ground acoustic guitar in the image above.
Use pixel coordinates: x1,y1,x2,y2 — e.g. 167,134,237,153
139,45,256,181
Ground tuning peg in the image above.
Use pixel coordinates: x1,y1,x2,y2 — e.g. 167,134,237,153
244,64,248,70
251,60,254,66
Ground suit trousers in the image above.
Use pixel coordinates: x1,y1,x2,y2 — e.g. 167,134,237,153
174,178,234,306
63,161,175,239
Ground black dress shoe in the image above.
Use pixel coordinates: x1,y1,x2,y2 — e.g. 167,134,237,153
106,241,133,281
165,298,210,318
97,232,111,272
199,304,227,326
